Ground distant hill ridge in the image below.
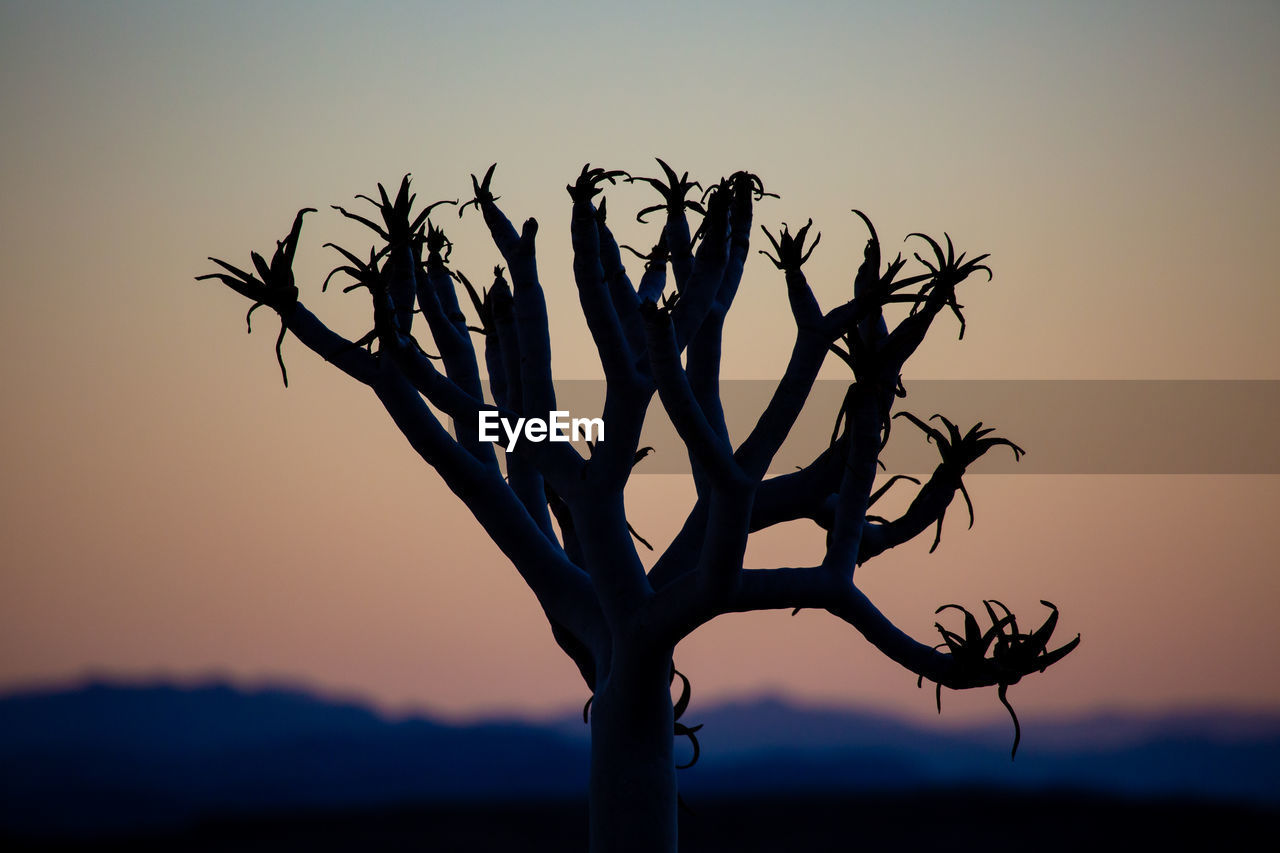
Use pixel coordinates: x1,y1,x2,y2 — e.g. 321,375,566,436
1,681,1277,836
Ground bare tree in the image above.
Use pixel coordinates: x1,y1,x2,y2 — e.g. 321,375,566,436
198,162,1078,853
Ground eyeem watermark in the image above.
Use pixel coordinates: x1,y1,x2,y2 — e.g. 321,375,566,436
478,410,604,451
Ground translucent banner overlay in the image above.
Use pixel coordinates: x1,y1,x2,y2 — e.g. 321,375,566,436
478,381,1280,475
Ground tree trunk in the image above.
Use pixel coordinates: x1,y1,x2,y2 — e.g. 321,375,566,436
588,644,678,853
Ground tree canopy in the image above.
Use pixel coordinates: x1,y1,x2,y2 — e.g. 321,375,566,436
199,162,1079,851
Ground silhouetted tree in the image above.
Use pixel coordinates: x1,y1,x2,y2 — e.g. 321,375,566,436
198,162,1078,853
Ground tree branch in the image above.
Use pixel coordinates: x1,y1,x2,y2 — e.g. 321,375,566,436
416,239,496,467
571,194,633,381
822,384,884,577
640,301,746,492
593,201,647,359
281,302,380,385
671,188,730,351
733,270,827,480
370,363,601,647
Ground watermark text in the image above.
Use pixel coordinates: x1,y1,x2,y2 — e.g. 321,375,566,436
478,410,604,451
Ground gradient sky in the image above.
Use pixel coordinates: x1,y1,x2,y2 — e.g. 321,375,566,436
1,0,1278,729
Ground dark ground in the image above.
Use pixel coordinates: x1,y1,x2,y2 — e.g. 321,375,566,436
5,790,1273,852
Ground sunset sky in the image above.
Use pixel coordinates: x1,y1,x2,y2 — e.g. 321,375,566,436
2,0,1278,730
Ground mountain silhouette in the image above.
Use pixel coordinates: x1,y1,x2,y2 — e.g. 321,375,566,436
2,681,1277,839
